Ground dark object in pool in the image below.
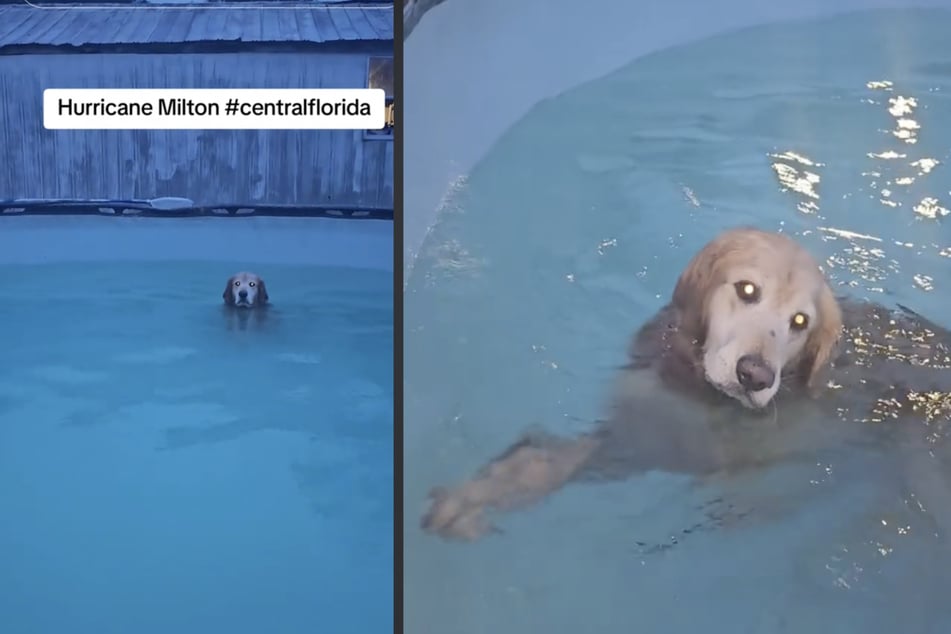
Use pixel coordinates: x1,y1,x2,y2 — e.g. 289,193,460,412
222,271,269,309
421,227,951,542
222,271,272,332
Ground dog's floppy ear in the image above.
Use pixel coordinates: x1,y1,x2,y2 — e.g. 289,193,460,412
222,277,235,305
671,245,720,345
802,281,843,388
257,278,269,304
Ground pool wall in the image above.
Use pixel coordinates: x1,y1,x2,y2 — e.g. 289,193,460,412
0,216,392,271
403,0,951,285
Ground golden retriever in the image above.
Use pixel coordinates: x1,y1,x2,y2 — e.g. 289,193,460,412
421,227,951,541
223,271,269,309
222,271,271,332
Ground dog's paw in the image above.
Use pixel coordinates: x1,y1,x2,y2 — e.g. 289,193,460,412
421,485,497,542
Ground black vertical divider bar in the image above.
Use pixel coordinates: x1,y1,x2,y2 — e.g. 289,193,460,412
393,2,405,633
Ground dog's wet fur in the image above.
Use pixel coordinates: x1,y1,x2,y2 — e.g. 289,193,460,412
421,228,951,541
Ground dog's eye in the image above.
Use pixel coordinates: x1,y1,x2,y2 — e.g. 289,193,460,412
249,282,256,287
734,281,760,303
790,312,809,331
233,280,241,287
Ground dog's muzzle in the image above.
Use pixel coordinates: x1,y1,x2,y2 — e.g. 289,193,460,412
235,290,253,307
735,354,775,393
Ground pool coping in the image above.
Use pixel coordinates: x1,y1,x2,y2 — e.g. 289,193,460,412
0,199,393,221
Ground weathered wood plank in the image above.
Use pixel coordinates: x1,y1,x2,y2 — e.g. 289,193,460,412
0,51,392,210
328,7,359,41
310,8,341,43
0,5,394,48
276,7,299,41
260,9,284,42
364,7,392,39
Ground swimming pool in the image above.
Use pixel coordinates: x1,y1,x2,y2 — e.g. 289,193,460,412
405,9,951,633
0,215,393,634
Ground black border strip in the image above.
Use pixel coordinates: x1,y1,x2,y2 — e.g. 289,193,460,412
392,0,404,631
0,200,393,220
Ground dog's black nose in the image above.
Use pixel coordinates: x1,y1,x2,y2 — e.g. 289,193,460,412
736,354,775,392
238,290,248,299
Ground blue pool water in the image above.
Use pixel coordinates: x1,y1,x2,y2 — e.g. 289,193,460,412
0,260,393,634
405,9,951,634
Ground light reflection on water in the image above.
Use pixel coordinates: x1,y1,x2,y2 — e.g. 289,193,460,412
406,8,951,634
770,77,948,300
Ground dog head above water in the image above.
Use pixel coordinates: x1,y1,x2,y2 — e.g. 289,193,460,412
223,271,269,309
671,228,842,410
